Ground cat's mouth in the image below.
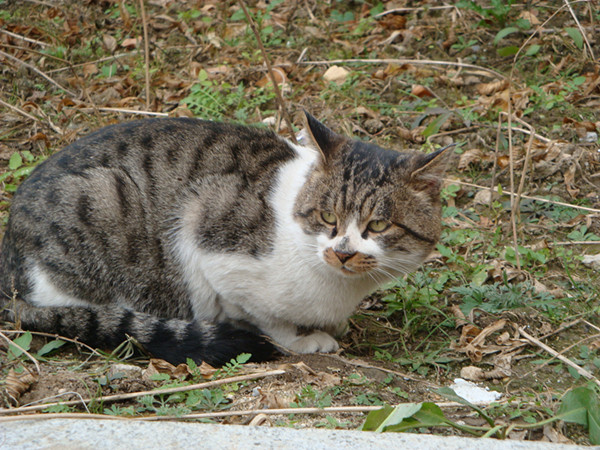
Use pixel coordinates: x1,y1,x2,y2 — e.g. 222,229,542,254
322,248,376,275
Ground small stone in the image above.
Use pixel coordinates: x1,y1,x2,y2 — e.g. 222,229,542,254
364,118,384,134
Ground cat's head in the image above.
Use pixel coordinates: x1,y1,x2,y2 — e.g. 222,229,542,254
294,112,451,282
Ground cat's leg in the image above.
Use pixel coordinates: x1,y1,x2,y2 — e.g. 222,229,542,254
260,320,340,354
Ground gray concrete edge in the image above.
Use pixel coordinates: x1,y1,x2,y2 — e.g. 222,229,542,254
0,418,588,449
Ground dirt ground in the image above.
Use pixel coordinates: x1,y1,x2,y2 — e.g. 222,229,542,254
0,0,599,445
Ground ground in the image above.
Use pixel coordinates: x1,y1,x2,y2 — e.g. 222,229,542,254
0,0,599,445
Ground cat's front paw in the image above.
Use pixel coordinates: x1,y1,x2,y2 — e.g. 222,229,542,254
288,330,339,354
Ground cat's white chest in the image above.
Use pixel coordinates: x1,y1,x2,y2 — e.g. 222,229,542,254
174,142,376,329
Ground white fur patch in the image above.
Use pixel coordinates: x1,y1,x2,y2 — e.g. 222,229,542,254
172,141,381,352
28,264,91,308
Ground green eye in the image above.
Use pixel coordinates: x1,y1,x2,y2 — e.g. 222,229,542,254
367,220,390,233
320,211,337,225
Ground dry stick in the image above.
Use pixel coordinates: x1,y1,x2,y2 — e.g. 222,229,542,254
0,97,40,124
554,240,600,245
519,328,600,388
0,95,63,135
46,52,135,74
77,107,169,117
138,0,151,110
0,50,76,97
374,5,458,17
0,370,285,416
584,320,600,333
0,399,505,423
324,353,439,388
489,116,502,211
301,58,505,81
506,96,520,269
516,332,600,383
514,124,535,217
0,331,41,375
237,0,297,144
0,29,49,47
564,0,596,61
0,329,105,359
450,179,600,214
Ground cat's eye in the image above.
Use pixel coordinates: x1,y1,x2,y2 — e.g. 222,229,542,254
367,220,390,233
320,211,337,225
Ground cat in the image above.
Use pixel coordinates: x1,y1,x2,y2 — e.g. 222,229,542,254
0,112,450,366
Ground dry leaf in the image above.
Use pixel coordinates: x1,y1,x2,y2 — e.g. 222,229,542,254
3,367,37,406
563,164,580,198
473,189,492,205
256,68,288,88
378,13,406,30
476,79,509,96
460,366,486,381
82,63,98,78
518,10,540,25
121,37,141,49
103,34,117,53
411,84,434,98
323,66,350,85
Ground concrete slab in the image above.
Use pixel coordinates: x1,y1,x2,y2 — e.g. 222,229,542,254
0,418,584,449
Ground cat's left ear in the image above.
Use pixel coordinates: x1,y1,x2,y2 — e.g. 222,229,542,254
301,111,347,169
409,144,454,194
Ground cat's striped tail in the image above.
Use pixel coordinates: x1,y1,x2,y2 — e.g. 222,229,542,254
1,299,277,366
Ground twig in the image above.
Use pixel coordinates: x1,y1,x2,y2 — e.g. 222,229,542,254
450,179,600,214
0,330,41,375
514,123,535,220
505,92,520,269
375,6,458,17
519,327,600,388
0,398,509,423
516,332,600,382
46,52,136,74
0,329,105,358
0,29,49,47
0,98,40,124
553,241,600,245
21,392,91,414
0,49,76,97
237,0,297,144
583,320,600,333
138,0,151,110
489,115,502,211
0,370,285,415
300,58,505,80
77,107,168,117
324,353,439,387
563,0,596,61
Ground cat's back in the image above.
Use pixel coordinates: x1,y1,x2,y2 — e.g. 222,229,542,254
1,118,297,301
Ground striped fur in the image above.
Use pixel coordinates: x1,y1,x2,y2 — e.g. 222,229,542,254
0,113,450,365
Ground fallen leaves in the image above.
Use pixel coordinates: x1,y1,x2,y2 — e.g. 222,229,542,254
1,367,37,406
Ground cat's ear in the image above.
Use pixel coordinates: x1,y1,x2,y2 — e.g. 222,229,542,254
301,111,346,167
409,144,454,195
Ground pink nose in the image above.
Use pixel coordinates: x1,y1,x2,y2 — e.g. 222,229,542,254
334,250,356,263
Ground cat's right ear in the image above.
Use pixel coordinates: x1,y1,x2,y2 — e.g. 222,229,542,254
301,111,346,169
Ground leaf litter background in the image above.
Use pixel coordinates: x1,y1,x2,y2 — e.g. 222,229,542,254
0,0,599,444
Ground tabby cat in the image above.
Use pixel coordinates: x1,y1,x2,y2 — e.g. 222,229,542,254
0,112,449,366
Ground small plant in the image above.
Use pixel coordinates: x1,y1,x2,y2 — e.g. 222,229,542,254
1,151,46,193
452,280,558,315
214,353,252,379
291,385,332,409
183,70,275,122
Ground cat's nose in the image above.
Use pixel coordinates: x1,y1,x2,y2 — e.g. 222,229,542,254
334,250,356,263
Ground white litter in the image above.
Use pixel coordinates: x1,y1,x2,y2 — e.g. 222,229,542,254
450,378,502,404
